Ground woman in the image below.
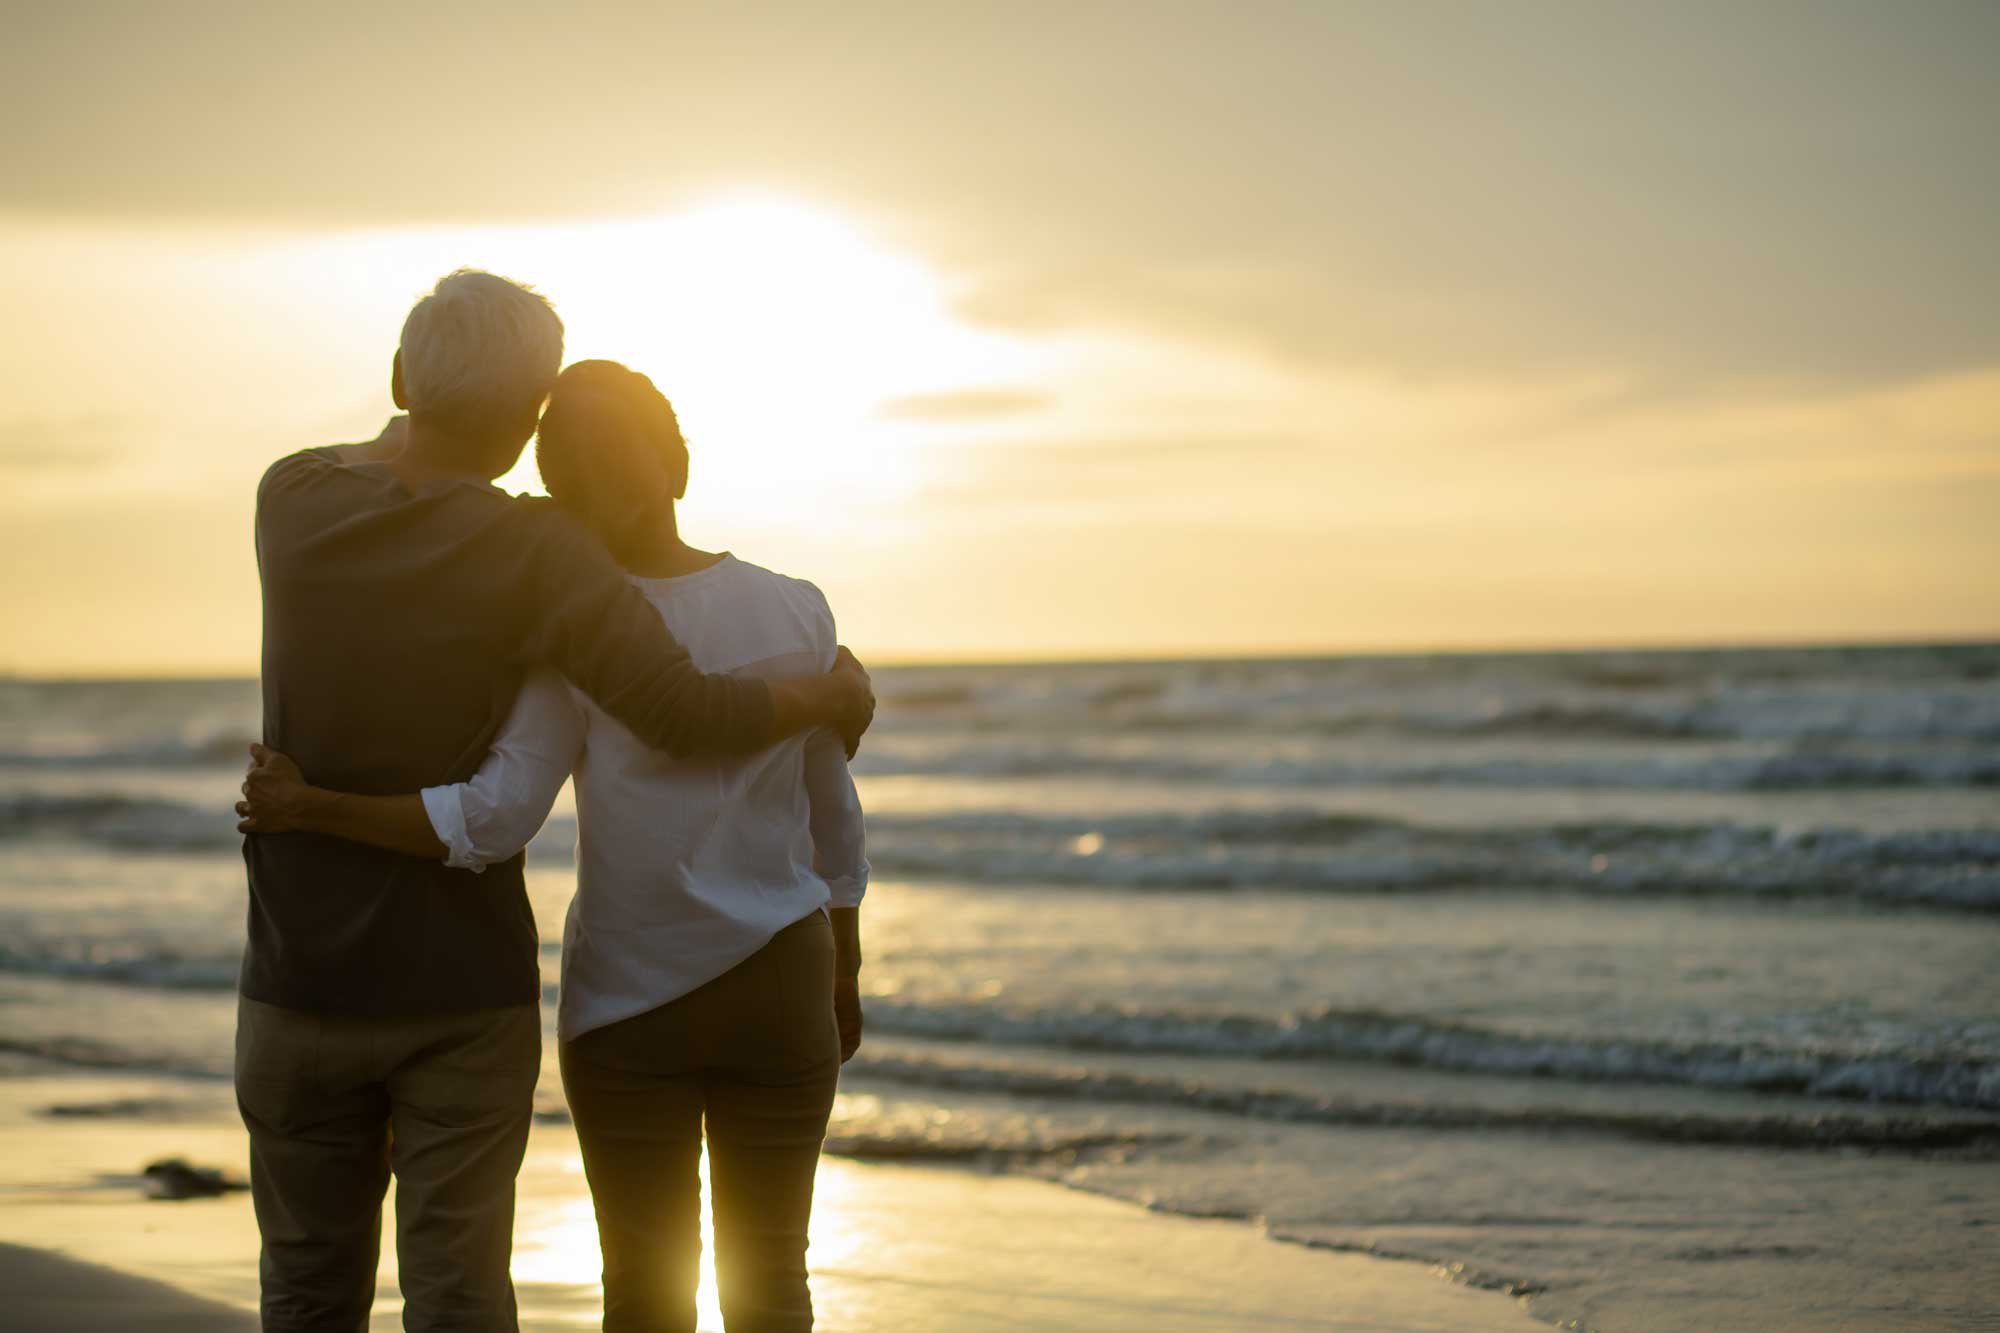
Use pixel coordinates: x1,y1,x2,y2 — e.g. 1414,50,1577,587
238,359,867,1332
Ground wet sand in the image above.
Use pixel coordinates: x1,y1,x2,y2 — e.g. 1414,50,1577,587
0,1069,1525,1331
0,1243,258,1331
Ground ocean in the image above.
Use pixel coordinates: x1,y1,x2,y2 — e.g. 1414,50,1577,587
2,645,1997,1330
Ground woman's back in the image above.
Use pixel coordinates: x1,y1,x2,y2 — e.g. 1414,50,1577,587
561,554,864,1039
425,551,868,1042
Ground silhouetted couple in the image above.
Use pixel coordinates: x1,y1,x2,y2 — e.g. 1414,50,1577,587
234,270,872,1332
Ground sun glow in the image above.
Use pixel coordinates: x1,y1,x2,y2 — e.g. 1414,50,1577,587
437,195,1040,523
512,1141,873,1331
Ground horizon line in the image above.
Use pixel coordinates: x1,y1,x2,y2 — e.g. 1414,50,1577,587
8,630,1996,684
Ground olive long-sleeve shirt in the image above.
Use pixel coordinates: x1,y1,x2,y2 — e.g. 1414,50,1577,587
240,447,774,1015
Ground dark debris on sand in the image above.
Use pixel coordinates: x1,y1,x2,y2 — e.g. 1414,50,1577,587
142,1157,248,1200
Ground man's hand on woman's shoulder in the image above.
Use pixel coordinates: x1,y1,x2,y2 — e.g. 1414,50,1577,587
831,646,875,758
763,645,874,755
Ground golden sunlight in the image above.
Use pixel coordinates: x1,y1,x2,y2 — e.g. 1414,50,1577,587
6,13,2000,1333
510,1146,728,1330
466,195,1044,521
510,1140,870,1333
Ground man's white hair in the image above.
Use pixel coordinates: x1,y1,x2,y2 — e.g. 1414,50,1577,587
398,269,564,433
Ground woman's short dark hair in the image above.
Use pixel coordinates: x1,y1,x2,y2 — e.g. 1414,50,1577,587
534,360,689,556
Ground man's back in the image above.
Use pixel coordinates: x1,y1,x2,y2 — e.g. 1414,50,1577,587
248,447,560,1015
245,447,772,1016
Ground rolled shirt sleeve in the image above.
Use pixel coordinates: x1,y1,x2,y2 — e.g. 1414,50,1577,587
419,670,586,873
421,785,481,871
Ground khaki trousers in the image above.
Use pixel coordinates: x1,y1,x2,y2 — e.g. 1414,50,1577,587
559,911,841,1333
235,996,541,1332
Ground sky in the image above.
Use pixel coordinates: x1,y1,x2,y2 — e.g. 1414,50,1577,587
3,0,1996,674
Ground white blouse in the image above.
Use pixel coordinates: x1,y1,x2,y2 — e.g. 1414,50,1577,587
419,554,868,1041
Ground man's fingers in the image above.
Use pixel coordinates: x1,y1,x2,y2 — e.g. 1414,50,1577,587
842,694,874,759
835,647,874,699
831,645,875,758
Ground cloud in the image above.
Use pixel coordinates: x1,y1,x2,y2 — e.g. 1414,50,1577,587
3,3,1997,389
874,388,1051,422
914,431,1315,512
948,235,2000,394
0,417,127,471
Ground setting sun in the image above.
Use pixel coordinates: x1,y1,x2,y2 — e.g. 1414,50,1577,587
472,195,1042,520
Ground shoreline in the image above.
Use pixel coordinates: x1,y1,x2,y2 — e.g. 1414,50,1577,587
0,1067,1529,1332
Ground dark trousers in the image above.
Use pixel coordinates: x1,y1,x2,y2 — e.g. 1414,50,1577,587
234,996,541,1332
559,911,841,1333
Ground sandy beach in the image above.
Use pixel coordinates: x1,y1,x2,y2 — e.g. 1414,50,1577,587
0,1064,1525,1332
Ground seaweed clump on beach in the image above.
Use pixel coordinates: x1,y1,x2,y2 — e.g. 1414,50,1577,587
141,1157,247,1200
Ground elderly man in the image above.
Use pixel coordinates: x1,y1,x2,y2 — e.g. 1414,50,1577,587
237,270,872,1332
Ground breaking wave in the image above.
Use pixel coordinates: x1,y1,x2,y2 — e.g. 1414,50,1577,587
8,793,1996,910
864,1000,2000,1111
845,1052,2000,1155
